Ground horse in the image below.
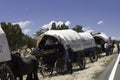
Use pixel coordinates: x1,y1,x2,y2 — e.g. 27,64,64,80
8,52,39,80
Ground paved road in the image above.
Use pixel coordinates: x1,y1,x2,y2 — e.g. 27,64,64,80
97,53,120,80
112,53,120,80
114,62,120,80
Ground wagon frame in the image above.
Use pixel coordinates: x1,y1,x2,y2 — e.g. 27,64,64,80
32,48,86,76
0,26,15,80
33,29,99,76
0,63,15,80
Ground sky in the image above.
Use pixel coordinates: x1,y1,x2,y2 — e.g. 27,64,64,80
0,0,120,40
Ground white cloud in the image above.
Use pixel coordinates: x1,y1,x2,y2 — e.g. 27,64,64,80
23,29,31,34
65,21,71,26
85,29,94,33
57,21,63,26
97,21,103,24
42,21,71,29
42,21,54,29
13,21,32,28
42,24,51,29
82,27,94,33
13,21,32,34
111,36,120,40
82,27,90,31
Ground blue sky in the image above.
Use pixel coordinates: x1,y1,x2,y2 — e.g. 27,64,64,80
0,0,120,40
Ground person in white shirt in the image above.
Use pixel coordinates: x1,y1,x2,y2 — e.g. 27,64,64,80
104,42,109,56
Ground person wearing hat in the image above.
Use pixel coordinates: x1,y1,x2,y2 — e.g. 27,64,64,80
65,44,74,74
55,40,65,57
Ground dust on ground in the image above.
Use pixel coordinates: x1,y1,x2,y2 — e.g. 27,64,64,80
37,54,114,80
22,44,118,80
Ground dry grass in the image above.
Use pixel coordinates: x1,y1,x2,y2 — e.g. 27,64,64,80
22,44,118,80
37,54,114,80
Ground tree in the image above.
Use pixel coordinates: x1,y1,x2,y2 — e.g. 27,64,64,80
1,22,35,51
34,22,69,38
60,23,69,30
51,22,69,30
72,25,83,32
22,35,36,49
51,22,57,30
33,28,49,38
1,22,24,50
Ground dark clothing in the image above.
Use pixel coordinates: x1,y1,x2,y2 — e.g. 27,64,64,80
56,42,65,52
105,48,109,56
55,42,65,57
65,47,74,74
66,60,72,74
117,43,120,54
65,48,74,61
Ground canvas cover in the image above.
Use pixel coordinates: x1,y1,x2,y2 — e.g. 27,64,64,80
0,26,11,62
37,29,96,52
93,33,109,42
78,32,96,50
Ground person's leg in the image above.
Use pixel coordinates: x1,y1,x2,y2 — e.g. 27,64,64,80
107,48,110,56
69,61,73,74
66,60,69,73
105,48,108,56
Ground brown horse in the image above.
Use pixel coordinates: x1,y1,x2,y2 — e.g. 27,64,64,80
8,53,39,80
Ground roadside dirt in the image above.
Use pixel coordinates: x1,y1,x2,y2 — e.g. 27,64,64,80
22,44,118,80
37,54,115,80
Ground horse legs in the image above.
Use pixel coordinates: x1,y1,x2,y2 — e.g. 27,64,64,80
14,76,23,80
26,73,33,80
19,76,23,80
33,71,39,80
14,76,17,80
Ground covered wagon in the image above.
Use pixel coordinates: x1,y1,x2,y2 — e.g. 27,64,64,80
93,33,109,53
35,29,98,75
93,33,114,55
0,26,15,80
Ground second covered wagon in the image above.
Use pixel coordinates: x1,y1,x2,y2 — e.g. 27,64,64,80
35,29,98,75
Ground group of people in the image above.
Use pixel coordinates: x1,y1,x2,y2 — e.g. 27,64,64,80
104,37,114,56
44,38,74,74
56,41,74,74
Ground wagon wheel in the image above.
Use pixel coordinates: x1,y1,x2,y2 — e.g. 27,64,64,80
55,59,67,74
89,51,98,63
0,64,15,80
77,52,86,70
39,61,53,77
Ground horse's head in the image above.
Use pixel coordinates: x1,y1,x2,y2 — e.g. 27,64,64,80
8,52,39,80
11,52,22,63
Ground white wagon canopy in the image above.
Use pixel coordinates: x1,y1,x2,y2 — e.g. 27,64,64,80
35,29,99,74
36,29,96,52
0,26,11,62
93,32,109,46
